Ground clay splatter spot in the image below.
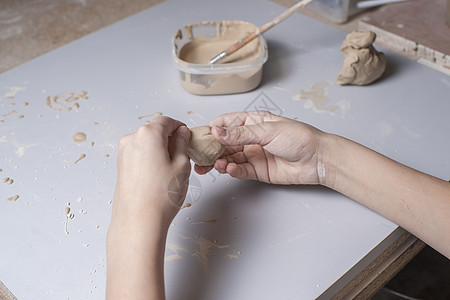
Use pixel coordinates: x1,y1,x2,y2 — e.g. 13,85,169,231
180,203,191,210
73,132,87,143
137,112,163,120
46,91,88,112
74,153,86,164
7,195,19,201
192,219,217,224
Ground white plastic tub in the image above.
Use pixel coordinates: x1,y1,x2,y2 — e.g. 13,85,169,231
172,20,268,95
305,0,366,23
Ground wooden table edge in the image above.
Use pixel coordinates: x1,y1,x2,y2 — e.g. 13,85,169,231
325,230,425,299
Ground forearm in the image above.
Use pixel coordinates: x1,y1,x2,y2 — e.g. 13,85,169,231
319,133,450,258
106,216,168,300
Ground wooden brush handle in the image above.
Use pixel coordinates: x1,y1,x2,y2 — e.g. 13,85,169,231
223,0,315,57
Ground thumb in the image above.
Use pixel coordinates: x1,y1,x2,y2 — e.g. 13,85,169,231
212,124,271,146
172,126,191,164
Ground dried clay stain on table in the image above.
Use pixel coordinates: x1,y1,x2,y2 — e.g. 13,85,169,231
64,207,74,234
164,229,241,271
74,153,86,164
72,132,87,143
192,219,217,224
45,91,88,112
2,177,14,185
274,82,343,113
193,236,230,272
180,202,191,210
1,87,31,202
137,112,162,120
186,111,204,118
7,195,19,202
1,87,31,124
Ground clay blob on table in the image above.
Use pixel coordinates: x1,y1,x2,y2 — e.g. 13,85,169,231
187,126,225,166
72,132,87,143
336,31,387,86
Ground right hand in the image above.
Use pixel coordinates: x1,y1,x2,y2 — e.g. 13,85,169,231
195,111,325,185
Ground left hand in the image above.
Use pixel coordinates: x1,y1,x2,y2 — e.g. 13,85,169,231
110,116,191,231
106,117,191,300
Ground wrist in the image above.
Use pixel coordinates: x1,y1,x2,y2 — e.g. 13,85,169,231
317,133,340,189
107,200,173,249
110,188,179,226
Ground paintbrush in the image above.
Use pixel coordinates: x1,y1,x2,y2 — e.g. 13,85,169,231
209,0,316,64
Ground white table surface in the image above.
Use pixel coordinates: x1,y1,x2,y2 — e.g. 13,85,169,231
0,0,449,299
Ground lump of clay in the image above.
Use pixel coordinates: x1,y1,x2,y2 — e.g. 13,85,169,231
187,126,225,166
336,31,387,86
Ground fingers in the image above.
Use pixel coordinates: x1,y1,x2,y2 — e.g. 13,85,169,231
151,116,186,136
208,111,281,127
226,162,258,181
193,145,247,175
208,111,286,147
211,123,274,147
122,116,190,169
139,116,186,144
194,164,213,175
168,126,191,168
195,159,258,181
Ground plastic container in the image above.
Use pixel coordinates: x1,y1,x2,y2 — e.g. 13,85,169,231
172,20,268,95
305,0,366,23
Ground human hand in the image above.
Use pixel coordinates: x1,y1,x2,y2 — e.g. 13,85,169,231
106,117,191,300
195,111,325,185
110,116,191,230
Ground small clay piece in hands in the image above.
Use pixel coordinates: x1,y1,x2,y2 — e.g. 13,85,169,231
188,126,225,166
337,31,387,86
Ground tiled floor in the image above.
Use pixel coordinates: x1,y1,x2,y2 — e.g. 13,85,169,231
373,246,450,300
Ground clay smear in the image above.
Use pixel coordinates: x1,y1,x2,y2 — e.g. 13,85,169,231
137,112,162,120
180,202,192,210
4,86,26,98
64,207,74,234
165,243,189,262
164,230,241,271
46,91,88,112
192,219,217,224
186,111,204,119
193,236,230,272
2,177,13,185
2,110,17,118
7,195,19,201
292,82,339,113
74,153,86,164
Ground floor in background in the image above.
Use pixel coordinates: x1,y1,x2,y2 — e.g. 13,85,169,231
373,246,450,300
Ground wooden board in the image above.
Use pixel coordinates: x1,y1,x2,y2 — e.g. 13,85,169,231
0,281,17,300
359,0,450,75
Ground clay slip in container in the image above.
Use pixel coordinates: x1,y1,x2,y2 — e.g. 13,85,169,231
172,21,268,95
